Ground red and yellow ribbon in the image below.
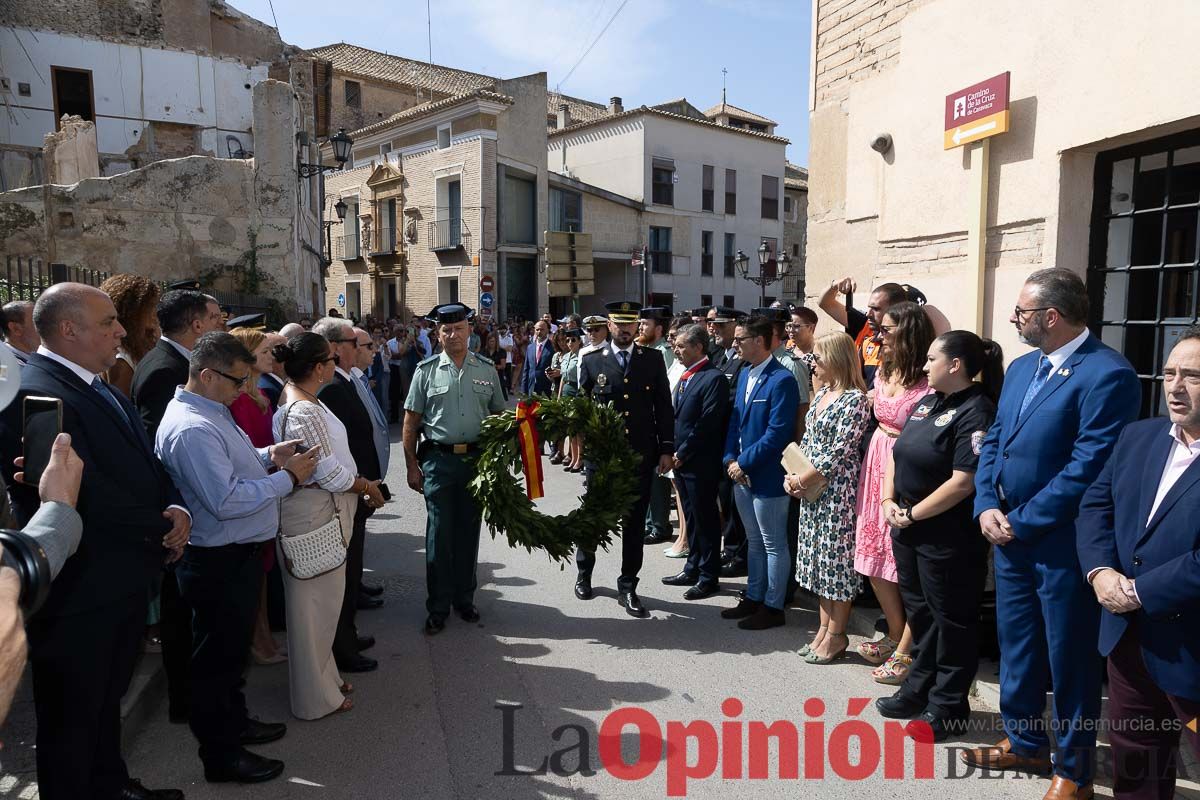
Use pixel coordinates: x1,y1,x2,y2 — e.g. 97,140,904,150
515,400,545,500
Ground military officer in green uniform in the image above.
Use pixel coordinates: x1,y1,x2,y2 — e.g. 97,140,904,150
403,303,506,635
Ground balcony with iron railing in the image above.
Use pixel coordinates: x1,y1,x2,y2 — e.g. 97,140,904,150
369,225,399,258
428,216,472,252
335,233,361,261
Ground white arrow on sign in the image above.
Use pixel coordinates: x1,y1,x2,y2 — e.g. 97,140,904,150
953,119,997,145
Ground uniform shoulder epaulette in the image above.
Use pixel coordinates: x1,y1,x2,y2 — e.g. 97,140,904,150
417,354,440,368
473,353,494,366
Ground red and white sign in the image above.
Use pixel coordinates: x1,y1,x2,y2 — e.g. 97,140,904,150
944,71,1010,149
479,274,495,293
631,249,645,267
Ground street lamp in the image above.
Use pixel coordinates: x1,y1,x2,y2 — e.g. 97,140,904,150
334,198,348,221
323,196,351,267
299,128,354,178
735,243,793,307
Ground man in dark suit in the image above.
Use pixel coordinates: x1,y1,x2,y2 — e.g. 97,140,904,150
1,283,189,800
130,288,224,725
1078,328,1200,800
705,306,750,578
661,323,730,599
0,299,38,365
964,268,1141,800
575,300,674,617
519,319,554,395
314,316,382,673
132,290,225,439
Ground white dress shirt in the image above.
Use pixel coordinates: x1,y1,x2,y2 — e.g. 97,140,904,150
1043,328,1091,371
1147,424,1200,524
161,335,192,361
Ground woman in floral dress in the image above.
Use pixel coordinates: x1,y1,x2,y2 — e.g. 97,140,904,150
852,301,935,684
787,332,871,664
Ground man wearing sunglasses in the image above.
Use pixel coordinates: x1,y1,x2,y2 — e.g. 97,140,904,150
156,332,318,784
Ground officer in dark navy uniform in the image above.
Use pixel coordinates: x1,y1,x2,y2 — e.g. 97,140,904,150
575,300,674,617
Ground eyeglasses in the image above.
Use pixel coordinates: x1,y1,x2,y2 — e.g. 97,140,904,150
330,338,359,347
208,368,250,387
1013,306,1053,323
811,353,824,364
732,335,758,344
877,324,895,334
785,322,813,331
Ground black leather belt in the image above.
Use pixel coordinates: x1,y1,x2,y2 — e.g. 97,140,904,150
422,441,479,455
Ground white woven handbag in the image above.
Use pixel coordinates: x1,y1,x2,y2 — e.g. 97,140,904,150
278,513,346,580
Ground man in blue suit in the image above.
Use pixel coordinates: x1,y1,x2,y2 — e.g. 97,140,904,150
1077,327,1200,800
519,318,554,396
964,268,1140,800
661,323,730,599
720,315,799,630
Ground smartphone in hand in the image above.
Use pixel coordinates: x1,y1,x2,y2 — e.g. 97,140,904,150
22,396,63,486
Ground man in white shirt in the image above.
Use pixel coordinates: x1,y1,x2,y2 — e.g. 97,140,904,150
1078,328,1200,800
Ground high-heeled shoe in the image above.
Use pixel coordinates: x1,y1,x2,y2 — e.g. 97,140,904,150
798,626,827,657
549,452,564,465
804,632,849,664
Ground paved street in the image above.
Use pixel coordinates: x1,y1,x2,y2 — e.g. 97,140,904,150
101,435,1190,800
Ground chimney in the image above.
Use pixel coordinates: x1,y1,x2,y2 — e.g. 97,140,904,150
557,103,571,129
609,96,623,115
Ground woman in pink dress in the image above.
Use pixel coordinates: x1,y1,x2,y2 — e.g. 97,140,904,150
853,301,935,684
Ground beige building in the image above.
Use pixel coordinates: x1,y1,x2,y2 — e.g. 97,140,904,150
806,0,1200,416
317,48,549,322
783,162,808,303
549,96,790,313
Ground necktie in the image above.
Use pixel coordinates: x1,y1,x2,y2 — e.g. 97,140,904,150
536,342,544,365
91,377,132,429
1018,356,1053,418
617,350,628,373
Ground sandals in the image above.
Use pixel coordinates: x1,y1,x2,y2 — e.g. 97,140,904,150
857,635,899,665
799,626,828,657
873,652,913,684
328,696,353,716
804,632,849,664
340,682,354,695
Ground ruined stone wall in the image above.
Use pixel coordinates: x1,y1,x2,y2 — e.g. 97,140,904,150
0,80,319,316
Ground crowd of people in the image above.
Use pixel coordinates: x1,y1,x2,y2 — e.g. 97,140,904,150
0,261,1194,800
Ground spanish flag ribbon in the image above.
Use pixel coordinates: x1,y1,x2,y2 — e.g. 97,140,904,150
515,400,545,500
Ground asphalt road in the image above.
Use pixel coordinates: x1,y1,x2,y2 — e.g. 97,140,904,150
100,436,1190,800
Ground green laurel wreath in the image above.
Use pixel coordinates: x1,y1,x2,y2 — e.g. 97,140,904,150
469,394,640,562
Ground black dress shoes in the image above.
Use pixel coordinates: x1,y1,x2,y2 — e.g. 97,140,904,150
737,605,786,630
336,653,379,673
356,634,376,651
874,691,927,720
720,559,748,578
357,594,384,610
456,605,481,623
424,616,445,635
683,583,720,601
361,582,384,597
720,598,760,619
574,577,593,600
643,530,673,545
240,718,287,745
117,779,184,800
204,748,285,784
618,589,648,618
916,710,968,742
661,570,698,586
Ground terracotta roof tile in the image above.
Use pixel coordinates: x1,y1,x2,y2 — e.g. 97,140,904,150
310,42,496,95
549,105,789,144
546,92,610,126
703,102,777,126
349,89,513,138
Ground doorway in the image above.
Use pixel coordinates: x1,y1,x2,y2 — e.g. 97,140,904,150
504,256,537,321
51,67,94,125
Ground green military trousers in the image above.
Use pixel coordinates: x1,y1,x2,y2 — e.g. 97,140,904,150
421,449,483,619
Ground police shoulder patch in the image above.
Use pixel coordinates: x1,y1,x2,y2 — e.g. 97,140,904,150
971,430,987,455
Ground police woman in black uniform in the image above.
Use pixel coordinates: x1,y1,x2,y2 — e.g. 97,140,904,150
873,330,1004,741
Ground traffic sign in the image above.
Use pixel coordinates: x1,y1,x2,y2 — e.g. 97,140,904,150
337,293,346,308
944,72,1010,150
479,291,495,308
547,264,594,281
548,280,595,298
546,243,593,265
480,274,495,292
631,249,645,267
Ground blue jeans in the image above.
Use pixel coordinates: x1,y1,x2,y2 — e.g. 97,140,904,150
733,486,790,610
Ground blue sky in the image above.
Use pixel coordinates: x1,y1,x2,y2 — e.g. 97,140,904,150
234,0,811,164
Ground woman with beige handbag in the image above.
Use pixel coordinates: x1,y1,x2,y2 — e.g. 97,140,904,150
272,333,385,720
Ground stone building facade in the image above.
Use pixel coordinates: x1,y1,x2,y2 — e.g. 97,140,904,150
782,162,808,303
0,79,328,315
320,72,548,323
806,0,1200,416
